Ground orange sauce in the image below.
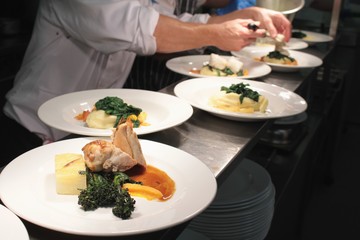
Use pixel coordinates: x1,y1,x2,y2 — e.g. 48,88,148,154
75,110,91,121
126,165,175,201
189,69,201,74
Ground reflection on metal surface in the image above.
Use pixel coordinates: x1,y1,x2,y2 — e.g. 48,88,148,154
329,0,342,38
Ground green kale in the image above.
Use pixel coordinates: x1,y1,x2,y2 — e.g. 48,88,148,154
220,83,260,103
94,96,142,127
267,50,295,62
292,31,307,39
78,170,138,219
112,188,136,219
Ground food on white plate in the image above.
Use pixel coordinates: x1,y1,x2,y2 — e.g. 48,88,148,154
82,121,146,172
209,82,268,113
55,153,86,195
197,54,248,77
292,31,307,39
55,121,175,219
258,50,298,65
75,96,149,129
124,164,175,201
256,33,298,66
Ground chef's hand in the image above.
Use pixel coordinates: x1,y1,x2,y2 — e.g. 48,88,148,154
209,6,292,42
206,19,266,51
249,7,292,41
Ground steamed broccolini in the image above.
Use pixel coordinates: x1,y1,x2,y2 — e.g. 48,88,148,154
78,170,139,219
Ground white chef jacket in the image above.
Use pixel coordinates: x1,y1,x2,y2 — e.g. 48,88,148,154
3,0,210,142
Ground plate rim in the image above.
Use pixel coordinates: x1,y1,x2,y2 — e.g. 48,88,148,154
38,88,193,137
231,49,323,70
0,138,217,236
292,29,334,43
165,54,272,79
173,77,307,121
0,204,29,240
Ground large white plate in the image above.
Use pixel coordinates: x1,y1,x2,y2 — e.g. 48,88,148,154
0,138,217,236
232,49,323,72
0,204,29,240
174,78,307,121
166,55,272,79
292,29,333,45
253,37,309,50
38,89,193,137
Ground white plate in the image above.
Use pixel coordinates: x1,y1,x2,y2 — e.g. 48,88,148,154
38,89,193,137
0,204,29,240
174,78,307,121
0,138,217,236
166,55,272,79
232,49,323,72
253,37,308,50
292,29,333,45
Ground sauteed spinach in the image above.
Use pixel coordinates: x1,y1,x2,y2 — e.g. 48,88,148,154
221,83,260,103
95,96,142,127
266,50,296,62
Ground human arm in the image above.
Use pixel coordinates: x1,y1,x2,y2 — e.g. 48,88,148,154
207,6,292,41
153,14,266,53
49,0,159,55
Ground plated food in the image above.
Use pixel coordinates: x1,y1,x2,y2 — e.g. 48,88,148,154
0,137,216,236
75,96,149,130
258,50,298,66
195,53,248,77
292,29,333,45
38,89,193,136
174,77,307,121
166,55,271,79
256,34,298,66
209,82,269,113
232,49,322,72
254,37,308,50
55,121,175,220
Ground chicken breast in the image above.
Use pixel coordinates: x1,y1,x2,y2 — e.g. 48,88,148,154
82,139,137,172
112,121,147,169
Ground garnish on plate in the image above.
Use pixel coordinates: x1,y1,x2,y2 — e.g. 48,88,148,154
75,96,149,129
55,121,175,220
190,54,248,77
209,82,268,113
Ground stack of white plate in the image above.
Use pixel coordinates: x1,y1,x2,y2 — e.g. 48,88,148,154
188,159,275,240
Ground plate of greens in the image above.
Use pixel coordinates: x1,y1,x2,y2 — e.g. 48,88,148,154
0,138,217,236
292,29,333,45
166,55,272,79
38,89,193,137
174,78,307,121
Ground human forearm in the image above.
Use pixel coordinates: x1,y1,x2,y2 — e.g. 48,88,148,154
154,14,265,53
207,6,292,41
154,15,212,53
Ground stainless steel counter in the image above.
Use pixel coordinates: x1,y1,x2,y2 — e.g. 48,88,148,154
0,43,333,240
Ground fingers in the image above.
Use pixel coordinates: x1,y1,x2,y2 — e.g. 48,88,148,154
249,7,292,42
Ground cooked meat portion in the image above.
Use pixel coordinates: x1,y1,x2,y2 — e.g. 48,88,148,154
82,139,137,172
112,121,147,169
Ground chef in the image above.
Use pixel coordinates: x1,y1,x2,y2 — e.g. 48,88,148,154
2,0,290,166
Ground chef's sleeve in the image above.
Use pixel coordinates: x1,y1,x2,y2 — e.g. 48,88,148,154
49,0,159,55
